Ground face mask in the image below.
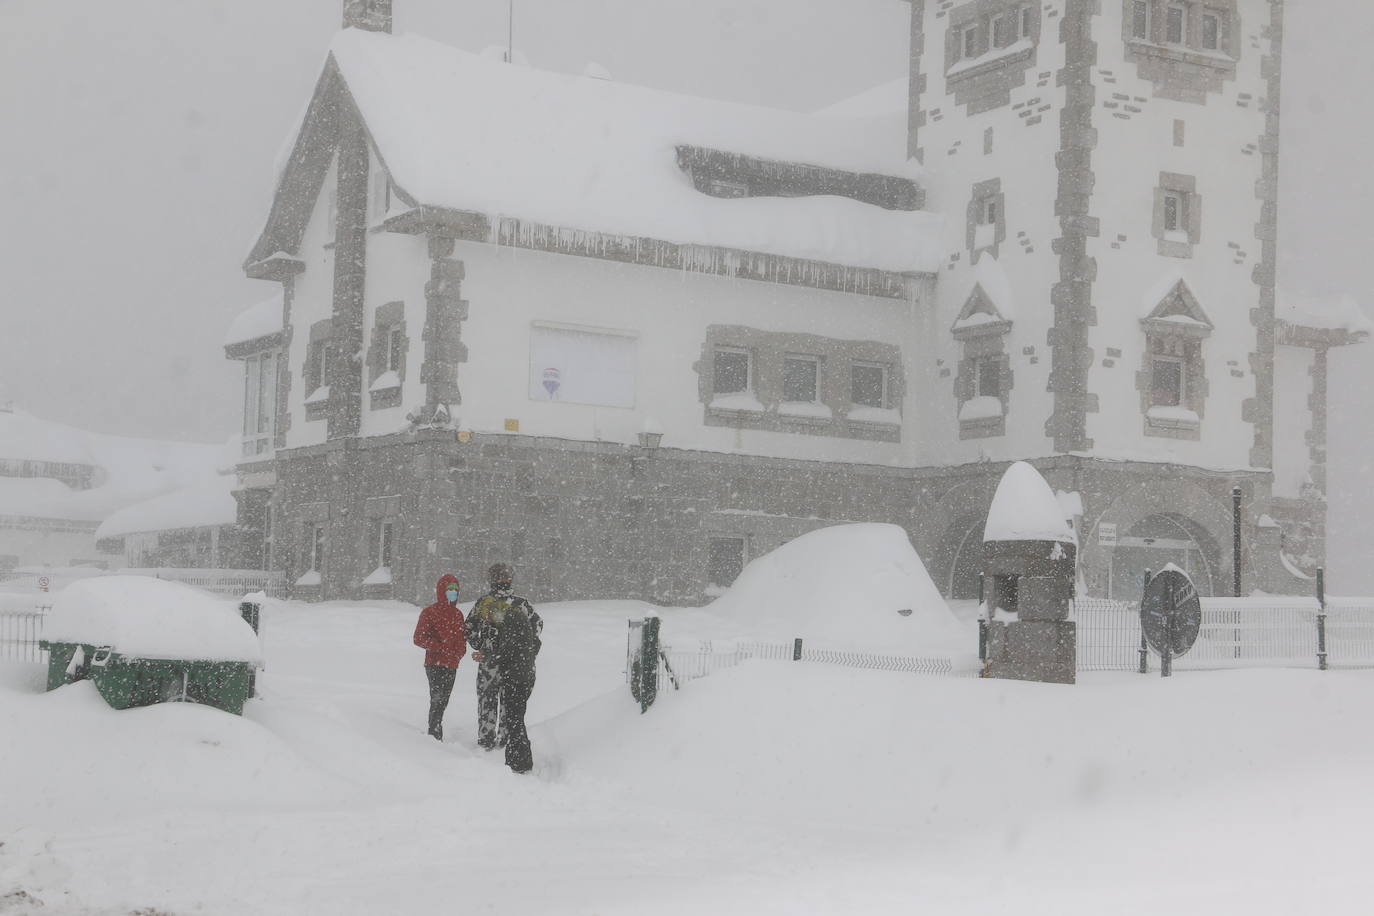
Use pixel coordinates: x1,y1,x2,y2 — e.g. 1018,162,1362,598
446,590,459,603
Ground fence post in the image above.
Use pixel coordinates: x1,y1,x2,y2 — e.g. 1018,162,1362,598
1232,485,1243,597
638,616,661,713
1138,569,1152,674
1316,567,1328,671
792,637,803,661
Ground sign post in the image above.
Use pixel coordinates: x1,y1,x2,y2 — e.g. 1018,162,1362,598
1139,566,1202,678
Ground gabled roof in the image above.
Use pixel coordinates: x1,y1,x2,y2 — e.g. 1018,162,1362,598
952,255,1014,337
1139,272,1213,338
248,29,941,277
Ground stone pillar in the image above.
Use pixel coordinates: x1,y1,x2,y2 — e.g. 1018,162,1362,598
982,538,1077,684
328,104,369,440
419,235,468,422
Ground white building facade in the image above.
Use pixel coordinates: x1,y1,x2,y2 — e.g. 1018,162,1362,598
230,0,1353,605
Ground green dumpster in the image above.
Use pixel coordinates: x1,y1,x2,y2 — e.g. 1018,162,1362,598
40,576,263,716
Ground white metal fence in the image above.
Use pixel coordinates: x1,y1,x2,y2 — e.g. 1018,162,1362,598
115,568,286,598
649,595,1374,687
0,606,48,663
657,638,959,687
1072,595,1374,671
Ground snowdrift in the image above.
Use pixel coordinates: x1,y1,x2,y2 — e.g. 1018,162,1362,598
702,523,966,653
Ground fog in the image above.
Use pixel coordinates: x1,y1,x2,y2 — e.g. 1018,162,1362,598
2,0,1372,587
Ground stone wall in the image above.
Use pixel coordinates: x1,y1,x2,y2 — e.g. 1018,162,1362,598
265,429,1300,605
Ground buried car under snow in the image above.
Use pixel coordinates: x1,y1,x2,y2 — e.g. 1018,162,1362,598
40,576,263,714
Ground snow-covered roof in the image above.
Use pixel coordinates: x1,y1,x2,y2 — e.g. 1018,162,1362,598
225,293,284,347
0,410,232,523
984,462,1074,544
0,477,107,522
45,576,262,663
313,29,940,274
95,476,238,540
0,409,96,466
813,77,908,119
1277,289,1373,340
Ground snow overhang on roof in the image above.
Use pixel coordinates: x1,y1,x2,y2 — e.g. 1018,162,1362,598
224,293,286,358
250,29,942,280
95,477,238,541
1277,290,1372,348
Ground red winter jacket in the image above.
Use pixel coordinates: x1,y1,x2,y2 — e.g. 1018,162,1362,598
413,574,467,668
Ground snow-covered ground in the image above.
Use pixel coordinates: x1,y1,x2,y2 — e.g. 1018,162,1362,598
4,585,1374,914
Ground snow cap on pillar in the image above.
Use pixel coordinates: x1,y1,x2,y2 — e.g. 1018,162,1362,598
983,461,1074,544
343,0,392,33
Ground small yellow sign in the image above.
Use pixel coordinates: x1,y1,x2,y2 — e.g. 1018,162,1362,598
504,418,520,432
456,430,472,443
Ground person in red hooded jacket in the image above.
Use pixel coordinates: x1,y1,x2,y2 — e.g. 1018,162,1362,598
413,573,467,741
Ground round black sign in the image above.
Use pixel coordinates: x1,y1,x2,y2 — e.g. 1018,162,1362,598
1139,567,1202,657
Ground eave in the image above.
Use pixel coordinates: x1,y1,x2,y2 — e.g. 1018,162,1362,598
244,255,306,281
1277,321,1369,349
380,206,931,299
224,331,286,361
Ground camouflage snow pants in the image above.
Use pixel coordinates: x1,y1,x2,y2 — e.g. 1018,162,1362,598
476,661,504,748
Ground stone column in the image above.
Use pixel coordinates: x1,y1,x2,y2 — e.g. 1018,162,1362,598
983,538,1077,684
419,235,468,421
328,104,369,440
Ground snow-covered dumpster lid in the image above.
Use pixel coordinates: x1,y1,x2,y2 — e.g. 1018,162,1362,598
45,576,262,665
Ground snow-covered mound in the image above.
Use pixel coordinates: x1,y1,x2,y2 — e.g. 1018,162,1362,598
46,575,262,663
702,523,964,652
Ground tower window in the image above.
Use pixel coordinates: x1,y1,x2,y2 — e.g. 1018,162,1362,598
1132,1,1150,40
1163,193,1183,233
1201,10,1221,50
1166,4,1187,44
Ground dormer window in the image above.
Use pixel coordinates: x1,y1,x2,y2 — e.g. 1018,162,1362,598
1149,339,1186,407
1139,275,1213,438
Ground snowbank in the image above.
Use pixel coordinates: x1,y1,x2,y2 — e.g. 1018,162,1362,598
4,595,1374,915
984,461,1074,543
45,575,262,663
702,523,964,652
